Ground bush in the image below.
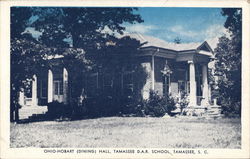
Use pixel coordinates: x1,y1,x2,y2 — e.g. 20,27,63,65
84,93,127,118
121,90,177,117
145,91,176,117
71,90,177,118
221,100,241,117
178,93,189,114
47,101,72,118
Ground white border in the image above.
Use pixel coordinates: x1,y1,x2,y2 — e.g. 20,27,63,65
0,0,249,158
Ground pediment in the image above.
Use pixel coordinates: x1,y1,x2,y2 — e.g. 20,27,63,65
197,41,213,53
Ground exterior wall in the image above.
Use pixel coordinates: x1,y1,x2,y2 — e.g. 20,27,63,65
170,82,178,96
20,49,212,108
154,57,168,96
81,56,152,101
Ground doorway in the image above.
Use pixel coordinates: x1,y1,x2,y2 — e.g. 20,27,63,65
53,80,63,102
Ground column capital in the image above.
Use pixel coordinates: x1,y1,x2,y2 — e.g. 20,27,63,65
187,60,194,64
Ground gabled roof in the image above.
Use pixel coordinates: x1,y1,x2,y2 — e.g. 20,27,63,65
197,41,214,53
124,32,213,52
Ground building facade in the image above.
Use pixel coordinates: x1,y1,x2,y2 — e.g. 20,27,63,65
19,33,214,109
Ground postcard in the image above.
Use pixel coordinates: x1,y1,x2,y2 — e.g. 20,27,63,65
0,0,249,158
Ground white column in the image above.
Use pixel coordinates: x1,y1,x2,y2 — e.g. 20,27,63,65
168,75,171,94
188,61,197,107
63,68,68,104
151,55,155,90
19,88,25,106
141,62,151,100
202,64,209,106
48,69,53,103
32,74,37,106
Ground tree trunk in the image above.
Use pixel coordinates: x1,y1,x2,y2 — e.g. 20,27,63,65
14,104,19,122
10,108,14,122
13,91,20,122
10,88,16,122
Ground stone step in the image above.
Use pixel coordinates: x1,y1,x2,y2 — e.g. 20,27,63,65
209,105,221,108
207,112,222,115
19,106,48,120
207,110,221,113
207,108,221,111
207,108,221,110
208,109,222,112
28,114,46,120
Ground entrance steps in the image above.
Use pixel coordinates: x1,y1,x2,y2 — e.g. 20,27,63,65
19,105,47,120
181,105,223,117
205,105,223,118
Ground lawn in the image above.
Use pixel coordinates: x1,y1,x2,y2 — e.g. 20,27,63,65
10,117,241,148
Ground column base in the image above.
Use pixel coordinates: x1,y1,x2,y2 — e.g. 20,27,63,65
32,99,38,106
201,100,209,107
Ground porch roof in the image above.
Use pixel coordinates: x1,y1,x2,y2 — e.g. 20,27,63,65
125,32,213,52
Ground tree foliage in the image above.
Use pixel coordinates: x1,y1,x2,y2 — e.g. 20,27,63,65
10,7,143,121
214,8,242,116
31,8,143,49
11,7,39,122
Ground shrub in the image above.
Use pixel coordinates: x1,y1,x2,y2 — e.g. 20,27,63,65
178,93,189,114
221,100,241,117
84,93,126,117
73,90,177,118
143,91,166,117
47,101,72,118
124,90,177,117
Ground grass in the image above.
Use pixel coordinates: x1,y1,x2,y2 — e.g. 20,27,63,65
10,117,241,148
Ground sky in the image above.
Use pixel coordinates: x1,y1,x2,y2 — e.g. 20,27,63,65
26,7,228,46
124,7,228,43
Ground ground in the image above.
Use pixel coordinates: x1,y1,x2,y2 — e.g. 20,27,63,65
10,117,241,148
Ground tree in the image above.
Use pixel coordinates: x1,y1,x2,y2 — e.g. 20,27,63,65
11,7,32,122
31,8,143,50
214,8,242,116
10,7,143,121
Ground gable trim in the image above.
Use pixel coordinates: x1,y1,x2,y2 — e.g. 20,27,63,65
197,41,214,53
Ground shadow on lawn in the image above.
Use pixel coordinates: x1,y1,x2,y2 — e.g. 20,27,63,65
17,112,121,124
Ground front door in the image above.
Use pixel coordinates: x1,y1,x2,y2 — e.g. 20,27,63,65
53,80,63,102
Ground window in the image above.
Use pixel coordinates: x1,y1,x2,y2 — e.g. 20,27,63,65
163,75,170,96
54,80,63,95
178,80,185,93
